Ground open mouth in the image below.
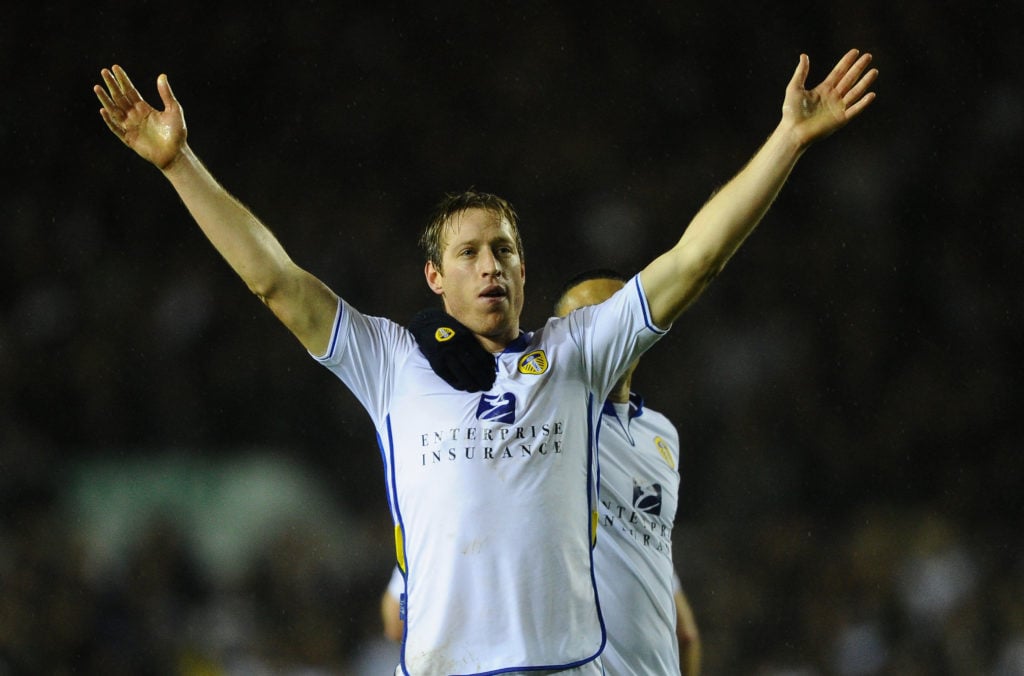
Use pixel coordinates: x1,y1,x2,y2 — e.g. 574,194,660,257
480,286,507,299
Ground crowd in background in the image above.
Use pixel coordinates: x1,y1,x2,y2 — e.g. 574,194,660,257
2,1,1022,673
4,474,1023,674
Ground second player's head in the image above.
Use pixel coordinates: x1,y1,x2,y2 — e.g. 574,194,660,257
554,268,628,317
556,269,638,401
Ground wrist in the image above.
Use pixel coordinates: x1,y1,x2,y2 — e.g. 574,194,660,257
767,120,812,160
160,143,196,176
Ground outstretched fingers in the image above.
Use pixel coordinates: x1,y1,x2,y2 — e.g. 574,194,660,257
843,65,878,105
820,49,863,93
96,65,149,118
99,67,130,112
111,64,144,106
837,53,878,121
834,52,874,99
814,49,878,123
96,105,124,139
94,78,127,136
844,82,877,120
93,80,115,113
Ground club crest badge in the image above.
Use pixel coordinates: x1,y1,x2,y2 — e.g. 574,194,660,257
517,350,549,375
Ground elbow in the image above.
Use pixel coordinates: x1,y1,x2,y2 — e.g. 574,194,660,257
676,247,725,299
678,625,700,648
695,263,723,292
247,286,276,311
689,245,727,285
249,284,274,307
245,268,289,306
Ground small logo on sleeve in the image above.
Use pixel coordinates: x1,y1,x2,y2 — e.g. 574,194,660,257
435,327,456,342
517,350,549,375
476,392,517,423
654,436,675,469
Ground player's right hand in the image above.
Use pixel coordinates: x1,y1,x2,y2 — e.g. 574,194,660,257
94,65,186,170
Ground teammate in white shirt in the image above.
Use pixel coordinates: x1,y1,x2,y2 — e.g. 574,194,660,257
94,50,876,675
555,270,700,675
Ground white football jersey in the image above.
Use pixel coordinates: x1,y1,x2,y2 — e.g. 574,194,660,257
314,276,666,675
594,394,682,675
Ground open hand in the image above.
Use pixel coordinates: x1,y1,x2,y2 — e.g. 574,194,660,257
782,49,878,147
94,65,186,169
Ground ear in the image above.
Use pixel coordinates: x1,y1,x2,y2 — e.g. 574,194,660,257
425,260,444,296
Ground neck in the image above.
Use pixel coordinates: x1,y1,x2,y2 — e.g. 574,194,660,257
475,328,520,354
608,377,631,404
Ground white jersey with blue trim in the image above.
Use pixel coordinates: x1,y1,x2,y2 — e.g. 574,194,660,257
313,276,665,675
594,394,681,675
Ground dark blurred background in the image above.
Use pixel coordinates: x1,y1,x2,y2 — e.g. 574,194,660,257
2,1,1022,674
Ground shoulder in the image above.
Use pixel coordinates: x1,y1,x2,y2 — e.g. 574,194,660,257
316,301,417,366
639,405,679,435
634,401,681,468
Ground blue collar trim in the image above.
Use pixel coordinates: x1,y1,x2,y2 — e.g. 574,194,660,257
601,391,645,420
501,331,532,354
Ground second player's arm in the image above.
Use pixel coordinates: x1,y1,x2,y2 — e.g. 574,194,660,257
675,587,702,676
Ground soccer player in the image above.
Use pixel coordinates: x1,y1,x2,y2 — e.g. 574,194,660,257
94,50,876,675
395,268,702,674
554,270,700,675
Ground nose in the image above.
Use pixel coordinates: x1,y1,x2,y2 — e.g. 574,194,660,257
479,247,503,277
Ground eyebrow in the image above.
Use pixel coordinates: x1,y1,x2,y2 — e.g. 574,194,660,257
447,233,516,250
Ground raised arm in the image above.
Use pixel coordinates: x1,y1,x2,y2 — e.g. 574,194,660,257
94,65,339,355
639,49,878,327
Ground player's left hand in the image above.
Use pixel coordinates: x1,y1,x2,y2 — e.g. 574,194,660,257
782,49,878,146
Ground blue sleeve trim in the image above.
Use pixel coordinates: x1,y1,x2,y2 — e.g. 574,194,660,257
311,297,345,361
632,276,668,335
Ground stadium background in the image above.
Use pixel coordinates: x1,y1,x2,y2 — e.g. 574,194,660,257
2,1,1021,673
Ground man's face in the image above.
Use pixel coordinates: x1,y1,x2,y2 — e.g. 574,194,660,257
425,207,525,349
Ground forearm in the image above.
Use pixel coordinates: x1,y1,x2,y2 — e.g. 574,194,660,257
158,145,338,354
162,145,295,300
680,121,805,272
680,640,702,676
641,121,806,325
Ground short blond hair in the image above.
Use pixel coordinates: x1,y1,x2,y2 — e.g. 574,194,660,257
419,190,524,272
